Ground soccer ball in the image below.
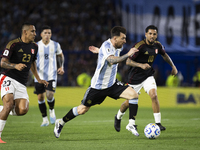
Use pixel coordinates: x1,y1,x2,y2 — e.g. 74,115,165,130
144,123,161,139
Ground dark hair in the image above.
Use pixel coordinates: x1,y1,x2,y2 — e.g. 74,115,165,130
21,22,34,34
41,25,51,32
111,26,126,38
22,22,34,29
145,25,158,33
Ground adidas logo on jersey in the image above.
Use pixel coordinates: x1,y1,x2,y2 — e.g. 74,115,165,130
144,51,149,54
18,49,23,52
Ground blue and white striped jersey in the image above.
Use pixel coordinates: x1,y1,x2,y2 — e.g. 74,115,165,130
34,40,62,82
91,39,123,89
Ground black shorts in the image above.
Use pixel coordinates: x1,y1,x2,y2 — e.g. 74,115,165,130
34,80,56,94
81,81,129,107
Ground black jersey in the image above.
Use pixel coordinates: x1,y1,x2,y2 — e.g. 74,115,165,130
1,38,38,85
127,40,165,84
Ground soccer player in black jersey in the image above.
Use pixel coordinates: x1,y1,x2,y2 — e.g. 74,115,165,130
0,23,48,143
89,25,178,136
114,25,178,133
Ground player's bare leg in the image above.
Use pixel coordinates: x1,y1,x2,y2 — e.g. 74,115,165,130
120,100,129,113
14,99,29,116
0,94,14,117
0,93,14,143
149,89,160,113
149,88,166,131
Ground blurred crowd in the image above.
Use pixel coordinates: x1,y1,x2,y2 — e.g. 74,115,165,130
0,0,121,51
0,0,199,87
0,0,123,86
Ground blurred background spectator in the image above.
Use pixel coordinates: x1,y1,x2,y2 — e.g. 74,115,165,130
0,0,199,87
0,0,120,86
165,72,180,87
193,67,200,87
76,72,91,87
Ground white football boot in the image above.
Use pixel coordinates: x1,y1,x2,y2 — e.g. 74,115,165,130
41,117,49,127
54,119,64,138
126,123,139,136
49,109,56,124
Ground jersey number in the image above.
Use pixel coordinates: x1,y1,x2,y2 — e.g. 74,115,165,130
45,54,49,59
148,55,154,62
3,80,11,87
22,54,31,62
3,80,11,91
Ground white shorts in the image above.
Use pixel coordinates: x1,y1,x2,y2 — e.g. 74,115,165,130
129,76,157,95
0,75,29,101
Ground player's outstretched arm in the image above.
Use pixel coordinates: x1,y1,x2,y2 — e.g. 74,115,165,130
161,53,178,76
89,46,99,53
127,48,139,57
107,48,139,65
30,61,49,87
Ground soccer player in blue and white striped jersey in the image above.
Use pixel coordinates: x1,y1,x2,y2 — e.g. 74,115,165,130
54,26,140,138
34,25,64,127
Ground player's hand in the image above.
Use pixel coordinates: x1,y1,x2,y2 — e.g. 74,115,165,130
57,67,65,75
15,63,27,71
89,46,99,53
38,80,49,87
171,65,178,76
141,63,151,70
127,48,139,57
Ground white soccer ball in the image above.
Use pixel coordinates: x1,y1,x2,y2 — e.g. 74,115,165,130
144,123,161,139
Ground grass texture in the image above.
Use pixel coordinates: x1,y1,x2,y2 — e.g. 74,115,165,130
0,87,199,150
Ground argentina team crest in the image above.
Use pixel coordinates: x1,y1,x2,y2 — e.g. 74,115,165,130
31,49,35,54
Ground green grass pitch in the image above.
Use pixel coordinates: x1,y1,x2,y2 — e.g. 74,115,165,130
0,87,200,150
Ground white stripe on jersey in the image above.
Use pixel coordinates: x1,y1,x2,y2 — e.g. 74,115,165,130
34,40,62,82
91,39,123,89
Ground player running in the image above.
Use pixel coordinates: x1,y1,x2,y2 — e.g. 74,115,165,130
88,25,178,135
54,26,140,138
0,23,48,143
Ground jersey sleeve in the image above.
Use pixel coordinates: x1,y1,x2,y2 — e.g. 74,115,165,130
128,44,141,60
1,42,15,59
56,43,63,55
32,43,38,62
129,51,139,60
129,40,144,60
101,42,115,59
157,42,166,56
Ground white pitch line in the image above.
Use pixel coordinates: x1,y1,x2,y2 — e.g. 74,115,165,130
8,121,38,124
191,118,200,120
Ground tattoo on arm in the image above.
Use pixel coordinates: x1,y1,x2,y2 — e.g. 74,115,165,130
107,54,129,64
1,61,16,69
57,54,64,68
162,54,174,67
